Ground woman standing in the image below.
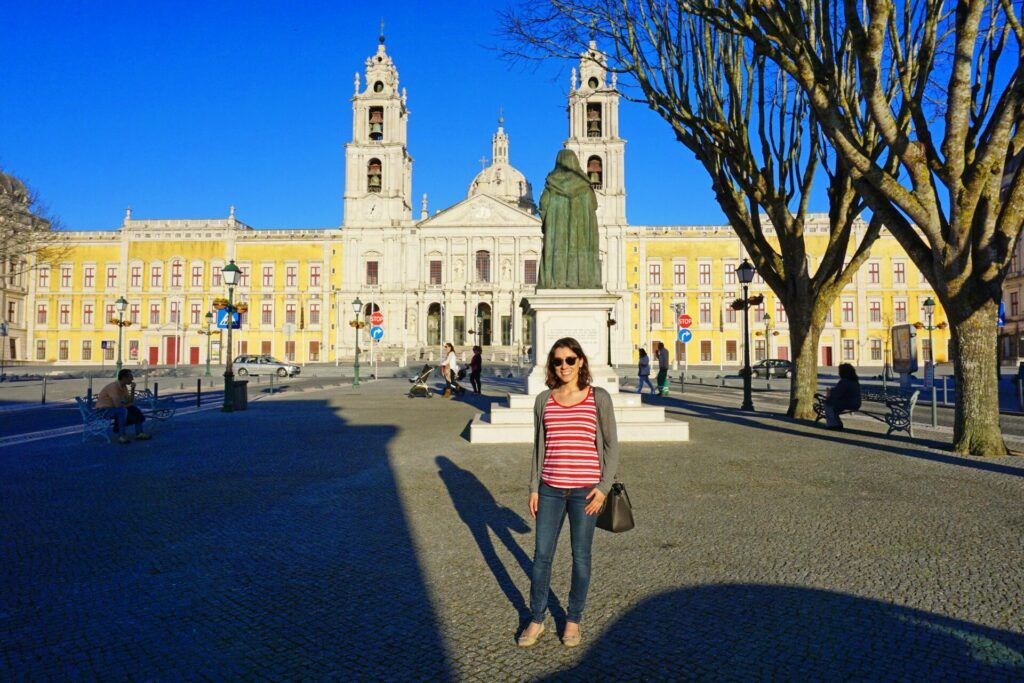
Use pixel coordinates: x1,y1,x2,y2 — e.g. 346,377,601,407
470,345,483,394
636,348,655,395
518,337,619,649
441,343,465,398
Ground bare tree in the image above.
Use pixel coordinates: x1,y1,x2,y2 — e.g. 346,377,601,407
502,2,893,418
0,170,68,334
686,0,1023,456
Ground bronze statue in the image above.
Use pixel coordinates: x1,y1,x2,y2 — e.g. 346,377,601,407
538,149,602,289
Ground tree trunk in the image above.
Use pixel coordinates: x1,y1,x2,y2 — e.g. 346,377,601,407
786,312,823,420
950,298,1006,456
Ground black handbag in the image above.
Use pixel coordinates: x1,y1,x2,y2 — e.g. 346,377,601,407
596,482,634,533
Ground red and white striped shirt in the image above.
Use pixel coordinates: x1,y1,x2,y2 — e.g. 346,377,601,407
541,387,601,489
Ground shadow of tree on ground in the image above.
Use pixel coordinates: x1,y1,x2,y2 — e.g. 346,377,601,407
550,584,1024,680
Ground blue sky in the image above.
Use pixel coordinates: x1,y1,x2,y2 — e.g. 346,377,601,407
3,1,734,230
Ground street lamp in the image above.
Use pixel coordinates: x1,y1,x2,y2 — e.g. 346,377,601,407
203,311,214,377
763,312,773,360
221,259,242,412
922,296,938,427
736,258,756,411
114,296,128,375
352,297,363,387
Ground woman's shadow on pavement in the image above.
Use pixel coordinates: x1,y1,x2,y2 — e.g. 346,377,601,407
436,455,565,625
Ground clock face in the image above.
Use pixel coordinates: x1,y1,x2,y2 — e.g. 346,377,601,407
368,198,380,218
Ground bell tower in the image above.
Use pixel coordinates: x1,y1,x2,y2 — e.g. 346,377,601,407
564,40,626,226
343,30,413,227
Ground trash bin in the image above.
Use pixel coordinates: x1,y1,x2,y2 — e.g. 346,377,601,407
233,380,248,410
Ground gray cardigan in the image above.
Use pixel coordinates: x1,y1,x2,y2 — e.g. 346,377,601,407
531,386,620,495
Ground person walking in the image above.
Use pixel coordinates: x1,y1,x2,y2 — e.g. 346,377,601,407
518,337,619,649
95,369,151,444
470,345,483,394
637,348,655,394
823,363,862,430
441,342,465,398
655,341,670,395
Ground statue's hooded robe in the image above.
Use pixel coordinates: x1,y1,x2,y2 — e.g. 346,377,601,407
538,149,602,289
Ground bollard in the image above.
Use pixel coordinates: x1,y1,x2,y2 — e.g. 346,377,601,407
87,377,93,405
1018,379,1023,412
180,382,184,390
196,378,201,407
699,377,704,385
931,385,938,427
270,374,275,393
154,383,159,400
41,377,47,404
721,377,725,387
767,378,771,392
943,376,949,406
144,375,149,392
679,373,685,394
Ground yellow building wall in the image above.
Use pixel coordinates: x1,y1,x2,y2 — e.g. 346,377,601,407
626,228,951,369
29,232,341,369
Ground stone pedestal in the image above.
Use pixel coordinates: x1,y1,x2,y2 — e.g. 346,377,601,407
470,289,689,444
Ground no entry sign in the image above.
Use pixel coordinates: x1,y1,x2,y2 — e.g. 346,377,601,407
677,314,693,328
369,311,384,326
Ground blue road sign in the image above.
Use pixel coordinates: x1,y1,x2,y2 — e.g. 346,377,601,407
370,325,384,340
216,309,240,329
998,300,1005,328
677,328,692,343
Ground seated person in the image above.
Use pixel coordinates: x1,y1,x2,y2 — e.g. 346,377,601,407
824,363,862,430
95,369,150,444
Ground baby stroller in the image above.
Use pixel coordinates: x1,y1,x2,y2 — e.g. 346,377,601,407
408,364,434,398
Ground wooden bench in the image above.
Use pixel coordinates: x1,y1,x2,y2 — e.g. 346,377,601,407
814,389,921,437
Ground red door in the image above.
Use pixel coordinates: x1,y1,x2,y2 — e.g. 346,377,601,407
189,346,200,365
822,346,833,367
164,336,178,365
148,346,160,365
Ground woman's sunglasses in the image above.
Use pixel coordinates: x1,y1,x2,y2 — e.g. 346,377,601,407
552,356,578,368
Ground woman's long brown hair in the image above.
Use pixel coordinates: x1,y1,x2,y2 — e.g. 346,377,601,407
544,337,591,390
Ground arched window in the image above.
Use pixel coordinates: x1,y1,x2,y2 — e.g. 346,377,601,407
587,156,603,189
586,103,603,137
367,159,382,193
475,250,491,283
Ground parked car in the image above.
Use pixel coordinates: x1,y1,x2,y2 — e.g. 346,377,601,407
232,355,301,378
751,358,793,378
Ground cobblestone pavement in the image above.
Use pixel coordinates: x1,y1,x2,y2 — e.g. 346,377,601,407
2,379,1023,680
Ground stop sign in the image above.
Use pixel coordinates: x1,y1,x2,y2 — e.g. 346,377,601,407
369,311,384,326
678,314,693,328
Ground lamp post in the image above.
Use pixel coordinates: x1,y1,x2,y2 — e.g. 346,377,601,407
114,296,128,375
763,312,773,360
221,260,241,412
0,322,7,382
736,259,756,411
203,311,213,377
922,296,940,427
352,297,363,387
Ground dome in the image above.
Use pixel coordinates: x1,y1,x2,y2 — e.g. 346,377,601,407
467,118,536,213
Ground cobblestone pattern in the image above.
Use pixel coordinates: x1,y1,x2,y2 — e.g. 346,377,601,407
1,381,1023,680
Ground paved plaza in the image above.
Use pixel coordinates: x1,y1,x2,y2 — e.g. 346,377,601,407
2,378,1023,680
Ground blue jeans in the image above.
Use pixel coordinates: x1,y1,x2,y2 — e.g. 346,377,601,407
530,481,599,625
100,406,146,434
637,375,655,393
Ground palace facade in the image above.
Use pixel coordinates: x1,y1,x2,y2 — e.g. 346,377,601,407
5,38,951,369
